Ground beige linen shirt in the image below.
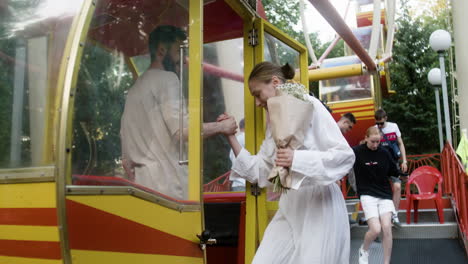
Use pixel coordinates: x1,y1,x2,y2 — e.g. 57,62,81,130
120,68,187,200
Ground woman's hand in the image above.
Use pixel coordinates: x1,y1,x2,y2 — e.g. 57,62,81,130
217,113,237,135
275,148,294,168
217,112,230,122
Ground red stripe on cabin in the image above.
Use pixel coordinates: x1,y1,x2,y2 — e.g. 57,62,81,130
0,208,57,226
0,240,61,259
67,199,203,258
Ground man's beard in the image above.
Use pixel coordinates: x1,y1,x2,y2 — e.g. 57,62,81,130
163,54,178,75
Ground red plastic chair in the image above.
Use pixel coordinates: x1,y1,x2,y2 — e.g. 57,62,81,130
405,166,444,224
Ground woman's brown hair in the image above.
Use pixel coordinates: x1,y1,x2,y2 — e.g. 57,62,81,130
248,61,295,83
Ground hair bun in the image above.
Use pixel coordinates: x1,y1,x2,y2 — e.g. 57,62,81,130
281,63,295,80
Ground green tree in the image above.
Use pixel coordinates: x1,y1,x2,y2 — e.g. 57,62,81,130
384,0,449,154
262,0,302,41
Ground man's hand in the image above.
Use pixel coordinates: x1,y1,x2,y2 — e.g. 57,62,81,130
275,148,294,168
218,116,237,135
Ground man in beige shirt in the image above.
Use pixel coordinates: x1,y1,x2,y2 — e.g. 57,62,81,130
120,26,236,200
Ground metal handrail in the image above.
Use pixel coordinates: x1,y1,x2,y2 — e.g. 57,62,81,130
178,40,189,165
441,142,468,247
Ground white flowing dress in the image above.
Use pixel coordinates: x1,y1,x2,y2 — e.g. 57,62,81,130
231,96,355,264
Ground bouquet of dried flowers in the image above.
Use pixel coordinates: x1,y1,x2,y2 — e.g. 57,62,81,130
267,82,314,193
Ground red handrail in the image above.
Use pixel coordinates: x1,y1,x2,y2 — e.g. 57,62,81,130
441,142,468,251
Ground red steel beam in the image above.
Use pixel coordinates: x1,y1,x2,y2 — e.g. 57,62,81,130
307,0,376,71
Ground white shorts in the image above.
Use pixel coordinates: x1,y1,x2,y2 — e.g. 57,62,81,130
360,195,395,220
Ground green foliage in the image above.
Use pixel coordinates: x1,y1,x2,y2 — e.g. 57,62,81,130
261,0,344,96
0,37,15,167
262,0,301,41
384,0,449,154
72,43,133,175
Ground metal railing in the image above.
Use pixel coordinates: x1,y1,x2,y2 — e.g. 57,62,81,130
203,171,231,192
441,142,468,251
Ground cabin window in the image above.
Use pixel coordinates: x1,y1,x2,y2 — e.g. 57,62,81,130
0,0,83,169
320,75,372,103
319,55,373,103
71,0,191,201
202,38,244,192
264,32,301,80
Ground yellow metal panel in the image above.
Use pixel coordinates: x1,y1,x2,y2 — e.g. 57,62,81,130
326,98,374,109
188,0,203,202
253,18,269,247
308,64,363,82
71,250,203,264
57,0,96,262
67,196,201,241
0,225,59,242
299,47,309,90
243,20,258,264
0,256,61,264
0,183,56,208
254,19,266,153
266,201,279,211
263,21,307,54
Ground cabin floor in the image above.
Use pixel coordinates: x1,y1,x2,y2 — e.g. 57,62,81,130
347,199,468,263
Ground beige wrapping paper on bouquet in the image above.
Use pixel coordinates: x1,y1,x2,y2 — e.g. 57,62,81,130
267,94,314,191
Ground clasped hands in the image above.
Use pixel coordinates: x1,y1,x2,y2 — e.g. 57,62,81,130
216,113,237,136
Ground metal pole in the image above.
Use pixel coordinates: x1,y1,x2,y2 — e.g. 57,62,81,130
434,86,444,151
438,52,452,145
307,0,376,71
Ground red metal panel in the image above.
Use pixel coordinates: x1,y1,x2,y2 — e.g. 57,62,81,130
66,199,203,258
0,240,61,259
0,208,57,226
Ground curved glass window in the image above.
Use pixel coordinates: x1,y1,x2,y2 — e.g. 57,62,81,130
0,0,83,168
71,0,191,201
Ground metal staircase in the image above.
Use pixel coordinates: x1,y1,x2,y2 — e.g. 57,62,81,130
346,199,467,263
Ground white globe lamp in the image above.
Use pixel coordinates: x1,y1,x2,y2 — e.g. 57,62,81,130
428,68,442,86
429,29,451,52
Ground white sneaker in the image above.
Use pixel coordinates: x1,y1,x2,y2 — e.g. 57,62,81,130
359,245,369,264
392,213,402,228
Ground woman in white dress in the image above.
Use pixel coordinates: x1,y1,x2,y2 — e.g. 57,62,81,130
221,62,355,264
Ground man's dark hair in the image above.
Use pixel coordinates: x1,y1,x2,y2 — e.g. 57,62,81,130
149,25,187,63
342,112,356,124
239,118,245,130
375,109,387,120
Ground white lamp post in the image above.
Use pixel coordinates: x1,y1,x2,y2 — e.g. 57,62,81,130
429,29,452,145
428,68,444,151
